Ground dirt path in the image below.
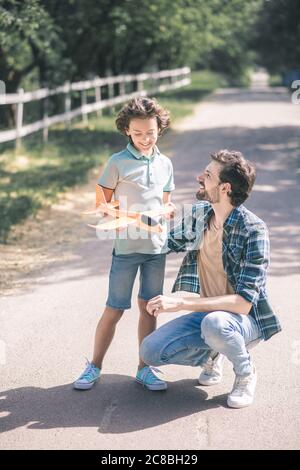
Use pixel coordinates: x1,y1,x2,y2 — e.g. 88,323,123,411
1,77,300,449
0,167,100,295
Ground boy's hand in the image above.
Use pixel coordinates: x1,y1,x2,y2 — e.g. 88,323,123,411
164,201,176,220
146,295,184,317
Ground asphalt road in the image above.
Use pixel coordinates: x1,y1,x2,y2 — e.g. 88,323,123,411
1,75,300,449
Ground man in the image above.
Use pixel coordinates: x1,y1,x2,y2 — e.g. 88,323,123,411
140,149,281,408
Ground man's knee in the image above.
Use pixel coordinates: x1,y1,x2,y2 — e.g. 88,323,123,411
201,312,233,345
140,333,162,366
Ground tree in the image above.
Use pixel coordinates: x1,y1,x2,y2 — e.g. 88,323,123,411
1,0,280,110
0,0,71,91
42,0,209,77
194,0,262,83
0,0,72,125
253,0,300,78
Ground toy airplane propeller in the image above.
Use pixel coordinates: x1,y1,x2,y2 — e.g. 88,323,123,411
83,201,174,233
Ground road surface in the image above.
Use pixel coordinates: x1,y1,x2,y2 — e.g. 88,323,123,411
1,75,300,449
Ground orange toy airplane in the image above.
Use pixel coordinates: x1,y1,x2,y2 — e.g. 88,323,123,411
84,186,174,233
84,202,174,233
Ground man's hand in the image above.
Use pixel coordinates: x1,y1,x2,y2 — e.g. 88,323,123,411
146,295,184,317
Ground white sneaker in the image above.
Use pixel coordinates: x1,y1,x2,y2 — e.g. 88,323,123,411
198,353,225,386
227,366,257,408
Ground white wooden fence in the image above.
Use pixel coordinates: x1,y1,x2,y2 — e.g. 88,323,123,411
0,67,190,148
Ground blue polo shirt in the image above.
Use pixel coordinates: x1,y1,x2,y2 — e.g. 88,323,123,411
98,143,175,254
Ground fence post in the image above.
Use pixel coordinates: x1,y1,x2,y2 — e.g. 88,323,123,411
95,86,102,117
137,78,144,93
64,81,71,129
108,81,114,115
43,93,49,143
81,89,88,125
119,79,125,97
0,68,190,146
15,88,24,151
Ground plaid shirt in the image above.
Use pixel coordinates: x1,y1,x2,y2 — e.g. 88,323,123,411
168,202,281,341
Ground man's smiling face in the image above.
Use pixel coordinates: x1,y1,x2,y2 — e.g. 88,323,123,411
196,160,223,204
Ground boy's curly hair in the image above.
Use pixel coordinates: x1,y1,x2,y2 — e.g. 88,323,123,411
116,97,170,136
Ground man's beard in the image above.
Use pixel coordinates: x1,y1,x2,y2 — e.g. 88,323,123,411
196,188,207,201
196,186,220,204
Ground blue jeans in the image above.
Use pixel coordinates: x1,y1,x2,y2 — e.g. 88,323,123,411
140,311,261,376
106,251,166,310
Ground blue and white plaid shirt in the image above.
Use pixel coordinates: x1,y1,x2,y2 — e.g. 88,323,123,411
168,201,281,341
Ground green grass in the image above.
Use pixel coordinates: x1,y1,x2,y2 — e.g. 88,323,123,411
0,70,228,243
158,70,228,121
268,74,283,87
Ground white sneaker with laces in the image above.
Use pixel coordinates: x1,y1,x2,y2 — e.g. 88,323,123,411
227,366,257,408
198,353,225,386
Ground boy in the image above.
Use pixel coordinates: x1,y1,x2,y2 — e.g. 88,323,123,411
74,97,175,391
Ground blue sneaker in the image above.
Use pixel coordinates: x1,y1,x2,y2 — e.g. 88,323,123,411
136,366,167,391
74,360,101,390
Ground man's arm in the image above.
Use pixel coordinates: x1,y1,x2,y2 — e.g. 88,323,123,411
167,204,199,253
146,293,252,317
235,225,270,307
148,223,269,317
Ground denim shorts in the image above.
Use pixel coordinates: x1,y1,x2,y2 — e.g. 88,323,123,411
106,251,166,310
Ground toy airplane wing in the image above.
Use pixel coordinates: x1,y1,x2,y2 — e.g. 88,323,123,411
84,202,173,219
83,201,120,216
88,216,162,233
88,216,137,231
136,218,163,233
95,204,138,219
142,205,174,218
83,202,139,219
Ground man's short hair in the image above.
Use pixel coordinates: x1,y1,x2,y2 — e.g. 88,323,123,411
211,149,256,206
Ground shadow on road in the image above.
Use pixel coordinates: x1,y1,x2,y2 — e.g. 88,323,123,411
0,376,229,434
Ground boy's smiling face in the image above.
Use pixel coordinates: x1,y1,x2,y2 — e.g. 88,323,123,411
126,117,159,156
